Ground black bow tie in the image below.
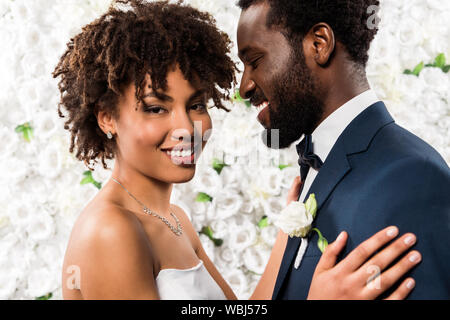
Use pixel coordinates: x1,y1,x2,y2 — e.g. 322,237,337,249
296,135,323,181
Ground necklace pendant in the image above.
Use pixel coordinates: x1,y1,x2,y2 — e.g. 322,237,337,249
111,177,183,236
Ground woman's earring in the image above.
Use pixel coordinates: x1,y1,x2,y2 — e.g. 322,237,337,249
106,131,113,140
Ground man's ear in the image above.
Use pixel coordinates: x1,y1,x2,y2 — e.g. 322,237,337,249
305,22,336,67
96,108,116,136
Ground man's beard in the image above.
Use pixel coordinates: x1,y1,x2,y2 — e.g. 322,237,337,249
262,45,325,149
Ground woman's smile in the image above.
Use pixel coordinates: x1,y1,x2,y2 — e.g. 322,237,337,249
161,142,202,166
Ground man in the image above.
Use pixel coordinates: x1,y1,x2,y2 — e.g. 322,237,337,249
236,0,450,299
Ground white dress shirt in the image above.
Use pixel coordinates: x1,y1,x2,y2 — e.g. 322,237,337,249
298,89,380,203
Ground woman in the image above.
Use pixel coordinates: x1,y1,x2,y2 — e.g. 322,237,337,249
53,0,420,300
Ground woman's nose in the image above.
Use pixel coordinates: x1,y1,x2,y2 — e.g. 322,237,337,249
170,110,195,144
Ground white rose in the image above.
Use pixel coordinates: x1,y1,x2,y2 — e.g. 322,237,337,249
209,190,243,220
35,241,64,270
220,165,244,192
220,108,261,157
242,245,270,275
240,196,255,215
25,209,56,242
419,67,449,94
218,245,241,267
394,74,426,105
280,166,300,189
421,95,448,121
260,225,279,247
213,245,241,271
396,17,423,47
369,30,400,66
262,196,285,221
0,126,20,160
209,219,230,239
228,221,257,252
0,1,8,17
36,144,63,179
2,157,29,185
409,3,428,21
223,268,248,300
25,266,59,298
245,167,283,199
399,46,431,74
21,50,46,78
34,111,59,140
426,0,445,10
190,166,222,196
0,269,18,299
274,201,313,238
9,0,31,23
0,94,28,127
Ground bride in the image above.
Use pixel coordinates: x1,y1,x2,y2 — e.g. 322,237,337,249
54,0,420,300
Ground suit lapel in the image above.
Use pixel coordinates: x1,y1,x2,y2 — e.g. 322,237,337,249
272,102,395,299
272,144,351,299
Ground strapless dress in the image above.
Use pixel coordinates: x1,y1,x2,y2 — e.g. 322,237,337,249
156,260,227,300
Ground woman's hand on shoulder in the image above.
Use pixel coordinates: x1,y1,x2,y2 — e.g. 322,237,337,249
74,205,160,299
307,226,421,300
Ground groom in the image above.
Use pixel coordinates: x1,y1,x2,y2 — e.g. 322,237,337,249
236,0,450,299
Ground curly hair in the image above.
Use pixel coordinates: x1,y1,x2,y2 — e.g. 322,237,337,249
237,0,380,67
53,0,238,169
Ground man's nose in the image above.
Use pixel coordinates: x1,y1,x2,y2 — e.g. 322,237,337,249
239,70,256,100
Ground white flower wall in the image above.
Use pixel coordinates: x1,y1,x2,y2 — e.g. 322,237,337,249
0,0,448,300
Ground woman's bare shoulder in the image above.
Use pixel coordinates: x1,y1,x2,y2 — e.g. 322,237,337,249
63,197,153,275
63,199,158,299
71,199,146,245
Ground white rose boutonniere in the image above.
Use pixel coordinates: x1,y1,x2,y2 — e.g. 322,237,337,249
274,199,314,238
275,194,328,269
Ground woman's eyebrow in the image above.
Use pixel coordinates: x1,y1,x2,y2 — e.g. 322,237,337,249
143,92,174,102
143,89,206,103
188,90,207,102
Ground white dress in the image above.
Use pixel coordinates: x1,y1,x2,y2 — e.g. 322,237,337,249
156,260,227,300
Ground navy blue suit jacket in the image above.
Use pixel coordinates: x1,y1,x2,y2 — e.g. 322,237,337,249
272,102,450,300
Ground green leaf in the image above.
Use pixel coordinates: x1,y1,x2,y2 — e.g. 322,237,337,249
196,192,213,202
232,88,244,102
80,171,93,185
80,171,102,189
442,65,450,73
412,62,424,76
80,177,92,185
200,226,223,247
435,53,446,68
278,164,291,170
35,292,53,300
317,235,329,253
212,158,228,175
425,63,435,67
201,226,214,238
403,69,413,75
92,181,102,190
312,228,328,253
15,122,33,142
233,88,251,108
258,216,269,229
304,193,318,218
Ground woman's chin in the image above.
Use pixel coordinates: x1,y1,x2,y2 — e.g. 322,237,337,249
166,167,197,184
